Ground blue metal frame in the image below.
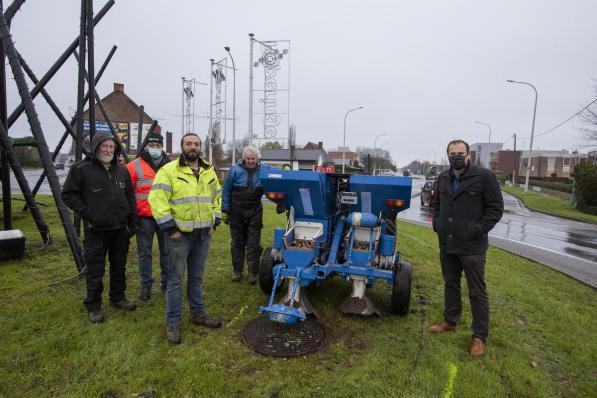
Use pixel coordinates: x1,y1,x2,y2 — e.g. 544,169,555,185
259,171,412,324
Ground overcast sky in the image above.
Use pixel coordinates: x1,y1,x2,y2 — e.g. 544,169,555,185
7,0,597,166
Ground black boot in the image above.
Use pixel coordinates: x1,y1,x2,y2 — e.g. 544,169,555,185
139,286,151,301
110,299,137,311
89,308,105,323
190,313,222,329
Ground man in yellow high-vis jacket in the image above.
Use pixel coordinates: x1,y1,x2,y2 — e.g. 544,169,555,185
148,133,222,344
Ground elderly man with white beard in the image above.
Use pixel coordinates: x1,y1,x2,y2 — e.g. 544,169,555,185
62,132,138,323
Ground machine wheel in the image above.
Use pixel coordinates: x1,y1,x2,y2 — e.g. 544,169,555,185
391,260,412,315
258,247,285,294
385,216,397,238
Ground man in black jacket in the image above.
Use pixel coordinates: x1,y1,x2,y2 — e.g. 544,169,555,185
430,139,504,356
62,132,138,323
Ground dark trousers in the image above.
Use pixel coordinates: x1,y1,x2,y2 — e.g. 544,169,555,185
230,221,262,275
83,227,129,311
439,251,489,341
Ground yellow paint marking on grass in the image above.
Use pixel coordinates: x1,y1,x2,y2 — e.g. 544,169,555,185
443,362,458,398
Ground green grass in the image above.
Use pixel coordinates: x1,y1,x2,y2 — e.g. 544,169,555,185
1,198,596,397
502,185,597,224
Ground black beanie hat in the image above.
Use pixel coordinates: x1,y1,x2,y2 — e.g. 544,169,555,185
146,131,163,145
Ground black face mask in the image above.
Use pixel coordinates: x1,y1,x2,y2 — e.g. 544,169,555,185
449,155,466,170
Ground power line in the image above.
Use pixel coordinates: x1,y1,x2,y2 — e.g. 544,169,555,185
519,96,597,140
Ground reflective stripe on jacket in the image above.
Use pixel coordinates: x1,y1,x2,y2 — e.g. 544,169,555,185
148,157,222,233
126,157,156,217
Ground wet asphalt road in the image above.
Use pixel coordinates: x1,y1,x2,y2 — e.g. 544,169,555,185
400,178,597,288
8,166,70,196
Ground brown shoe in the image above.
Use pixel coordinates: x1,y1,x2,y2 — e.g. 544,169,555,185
248,273,257,285
429,321,457,333
469,337,486,356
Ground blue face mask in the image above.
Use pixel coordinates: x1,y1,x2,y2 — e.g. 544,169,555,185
148,148,162,159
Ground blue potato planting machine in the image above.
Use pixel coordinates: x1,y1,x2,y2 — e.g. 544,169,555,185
258,170,413,325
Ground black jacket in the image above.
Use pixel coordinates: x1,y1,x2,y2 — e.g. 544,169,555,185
62,132,136,232
432,164,504,254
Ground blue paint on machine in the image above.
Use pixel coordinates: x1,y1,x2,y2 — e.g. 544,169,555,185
258,169,414,325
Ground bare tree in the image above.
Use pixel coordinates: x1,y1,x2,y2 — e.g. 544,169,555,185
356,146,395,172
580,81,597,142
223,136,252,163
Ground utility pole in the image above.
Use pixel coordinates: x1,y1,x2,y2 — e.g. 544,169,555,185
248,33,254,145
512,133,517,187
209,59,214,163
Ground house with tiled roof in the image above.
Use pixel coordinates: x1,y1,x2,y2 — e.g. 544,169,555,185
75,83,170,155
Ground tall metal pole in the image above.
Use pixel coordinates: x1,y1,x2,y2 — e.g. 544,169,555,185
512,133,517,186
474,121,492,143
373,133,387,175
86,0,96,142
225,46,236,165
209,59,214,163
0,0,11,230
180,77,184,138
342,106,364,173
192,78,195,133
248,33,254,144
75,0,87,162
507,79,538,192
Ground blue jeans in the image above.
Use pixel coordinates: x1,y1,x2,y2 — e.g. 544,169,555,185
166,233,211,325
136,217,170,288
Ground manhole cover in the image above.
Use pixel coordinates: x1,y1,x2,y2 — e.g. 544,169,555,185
241,316,326,357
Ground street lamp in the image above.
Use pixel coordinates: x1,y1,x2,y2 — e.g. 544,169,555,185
224,46,237,165
342,106,364,173
373,133,388,175
507,79,538,192
474,121,492,143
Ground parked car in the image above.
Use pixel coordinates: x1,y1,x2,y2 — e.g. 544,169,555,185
420,179,438,208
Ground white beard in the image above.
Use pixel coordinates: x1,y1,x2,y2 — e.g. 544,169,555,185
97,153,114,164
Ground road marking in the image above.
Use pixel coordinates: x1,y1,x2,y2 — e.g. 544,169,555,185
489,234,597,265
400,218,596,265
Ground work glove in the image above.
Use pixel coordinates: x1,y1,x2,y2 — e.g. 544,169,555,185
213,217,222,229
223,214,230,225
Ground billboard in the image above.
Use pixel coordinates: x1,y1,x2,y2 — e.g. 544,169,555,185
129,123,152,150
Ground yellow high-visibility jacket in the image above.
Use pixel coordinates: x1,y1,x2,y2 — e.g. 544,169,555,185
148,156,222,233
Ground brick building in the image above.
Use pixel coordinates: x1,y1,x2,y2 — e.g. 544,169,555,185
76,83,172,155
519,150,587,178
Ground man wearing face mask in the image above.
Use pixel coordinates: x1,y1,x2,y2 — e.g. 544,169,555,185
149,133,222,344
430,139,503,356
62,132,137,323
126,132,171,301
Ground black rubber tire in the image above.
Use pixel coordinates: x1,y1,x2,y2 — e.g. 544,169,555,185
391,260,412,315
259,247,275,294
385,216,397,238
258,247,285,295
